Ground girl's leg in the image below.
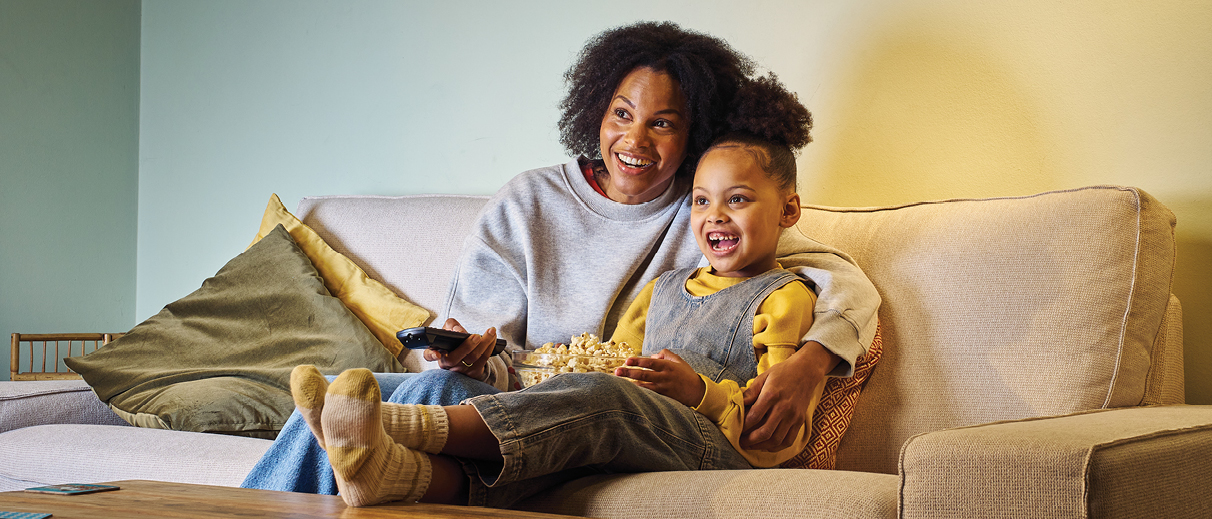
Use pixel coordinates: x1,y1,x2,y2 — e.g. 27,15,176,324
240,370,423,494
321,372,503,506
241,368,496,494
463,372,752,508
323,369,432,506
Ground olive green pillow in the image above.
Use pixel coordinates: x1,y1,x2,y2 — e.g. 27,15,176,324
66,224,402,439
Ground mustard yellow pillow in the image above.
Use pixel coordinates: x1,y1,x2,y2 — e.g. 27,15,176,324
250,194,430,357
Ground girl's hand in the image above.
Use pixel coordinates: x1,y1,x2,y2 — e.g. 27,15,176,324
615,349,705,407
423,318,497,380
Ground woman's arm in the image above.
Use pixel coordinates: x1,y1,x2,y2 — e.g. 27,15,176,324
436,230,529,389
745,235,880,452
740,340,838,451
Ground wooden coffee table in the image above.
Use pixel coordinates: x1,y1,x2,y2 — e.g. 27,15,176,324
0,480,579,518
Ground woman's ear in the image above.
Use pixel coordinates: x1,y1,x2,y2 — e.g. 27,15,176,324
780,192,802,228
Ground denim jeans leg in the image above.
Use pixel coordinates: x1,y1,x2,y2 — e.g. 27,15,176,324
462,372,750,507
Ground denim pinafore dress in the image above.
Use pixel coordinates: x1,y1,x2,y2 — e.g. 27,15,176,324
642,267,804,385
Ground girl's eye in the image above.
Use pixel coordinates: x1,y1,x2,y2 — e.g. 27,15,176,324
693,197,708,206
729,195,746,204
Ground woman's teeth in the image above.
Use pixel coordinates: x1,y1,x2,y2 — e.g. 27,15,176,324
617,154,653,168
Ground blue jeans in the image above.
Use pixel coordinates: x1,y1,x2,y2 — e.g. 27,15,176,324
240,369,497,494
463,372,752,508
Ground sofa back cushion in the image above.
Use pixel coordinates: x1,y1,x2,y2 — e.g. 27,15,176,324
296,195,490,372
794,186,1177,474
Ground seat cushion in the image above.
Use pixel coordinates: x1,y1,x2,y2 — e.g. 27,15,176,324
517,468,898,519
0,424,272,492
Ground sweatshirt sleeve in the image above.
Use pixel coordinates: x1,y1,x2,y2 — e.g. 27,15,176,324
776,229,881,378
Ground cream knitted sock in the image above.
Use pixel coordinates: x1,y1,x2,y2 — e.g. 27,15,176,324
323,368,432,507
289,364,329,449
381,402,449,454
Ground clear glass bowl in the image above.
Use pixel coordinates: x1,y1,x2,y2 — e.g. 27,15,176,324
511,350,631,388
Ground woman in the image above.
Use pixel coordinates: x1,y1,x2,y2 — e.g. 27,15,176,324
243,20,879,501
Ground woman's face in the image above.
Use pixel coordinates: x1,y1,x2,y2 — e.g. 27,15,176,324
598,67,690,205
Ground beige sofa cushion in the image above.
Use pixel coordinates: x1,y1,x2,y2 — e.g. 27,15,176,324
794,186,1177,474
518,468,899,519
296,194,492,372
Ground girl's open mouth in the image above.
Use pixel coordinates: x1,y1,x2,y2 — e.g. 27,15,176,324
707,231,739,252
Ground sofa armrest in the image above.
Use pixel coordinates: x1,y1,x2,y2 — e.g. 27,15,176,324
0,380,130,433
899,405,1212,519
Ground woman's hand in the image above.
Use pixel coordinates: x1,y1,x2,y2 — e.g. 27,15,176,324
422,318,498,380
740,340,839,452
615,349,705,408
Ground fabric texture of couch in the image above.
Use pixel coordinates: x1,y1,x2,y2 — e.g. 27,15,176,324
2,185,1208,518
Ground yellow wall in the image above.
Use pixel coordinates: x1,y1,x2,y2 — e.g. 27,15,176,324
795,0,1211,403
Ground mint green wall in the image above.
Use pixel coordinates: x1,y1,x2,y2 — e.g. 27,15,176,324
0,0,141,381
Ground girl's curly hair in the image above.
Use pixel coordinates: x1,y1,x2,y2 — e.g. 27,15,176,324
707,73,813,192
558,22,755,178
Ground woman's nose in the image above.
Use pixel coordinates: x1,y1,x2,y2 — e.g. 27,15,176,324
624,124,650,147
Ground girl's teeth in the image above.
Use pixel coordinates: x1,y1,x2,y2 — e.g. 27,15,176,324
707,232,739,251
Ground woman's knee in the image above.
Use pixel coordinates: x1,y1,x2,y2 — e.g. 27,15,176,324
387,369,497,405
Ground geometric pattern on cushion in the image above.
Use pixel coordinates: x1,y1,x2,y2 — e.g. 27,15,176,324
781,321,883,469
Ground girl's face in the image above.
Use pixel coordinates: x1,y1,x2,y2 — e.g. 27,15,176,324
598,67,690,205
691,146,801,278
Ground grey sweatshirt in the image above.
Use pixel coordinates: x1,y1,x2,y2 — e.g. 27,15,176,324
441,160,880,389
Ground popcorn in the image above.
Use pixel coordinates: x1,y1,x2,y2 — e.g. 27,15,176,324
514,333,638,387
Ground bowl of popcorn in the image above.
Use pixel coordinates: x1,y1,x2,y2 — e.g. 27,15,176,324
512,333,637,388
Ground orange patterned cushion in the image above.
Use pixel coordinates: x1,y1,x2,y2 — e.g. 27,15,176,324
780,322,883,469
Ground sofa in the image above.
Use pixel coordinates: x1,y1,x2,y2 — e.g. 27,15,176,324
2,185,1210,518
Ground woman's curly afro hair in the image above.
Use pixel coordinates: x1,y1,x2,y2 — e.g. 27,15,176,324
558,22,756,178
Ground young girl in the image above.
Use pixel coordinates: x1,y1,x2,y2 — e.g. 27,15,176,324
290,73,825,508
608,74,819,468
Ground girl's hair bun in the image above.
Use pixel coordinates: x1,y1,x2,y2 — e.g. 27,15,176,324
725,73,812,152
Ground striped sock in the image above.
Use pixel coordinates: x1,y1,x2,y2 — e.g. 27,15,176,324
322,368,431,507
289,364,329,449
381,403,449,454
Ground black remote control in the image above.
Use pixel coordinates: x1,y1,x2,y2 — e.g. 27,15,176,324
396,326,507,355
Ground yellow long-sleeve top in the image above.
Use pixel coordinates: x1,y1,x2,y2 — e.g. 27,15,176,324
610,266,823,467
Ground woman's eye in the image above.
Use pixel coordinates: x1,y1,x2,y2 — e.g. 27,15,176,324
654,120,671,128
614,108,629,119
